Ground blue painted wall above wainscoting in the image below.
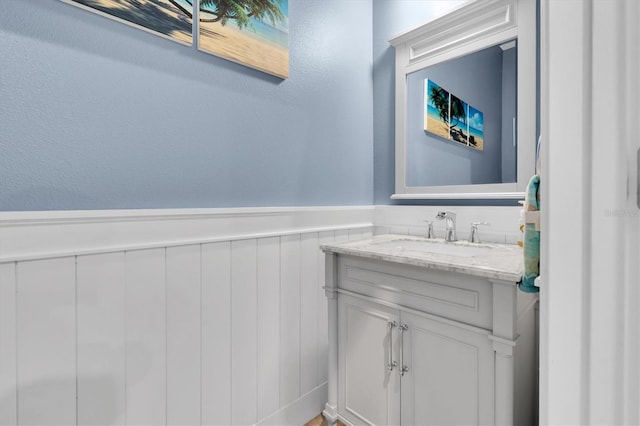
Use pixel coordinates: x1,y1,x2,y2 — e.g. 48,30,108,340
373,0,466,205
0,0,373,210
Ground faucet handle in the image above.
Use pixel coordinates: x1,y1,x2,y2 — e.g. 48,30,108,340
424,220,435,239
468,222,490,243
471,221,490,227
436,210,456,220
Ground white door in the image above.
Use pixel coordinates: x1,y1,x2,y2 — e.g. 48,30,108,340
541,0,640,423
338,294,401,425
400,311,494,426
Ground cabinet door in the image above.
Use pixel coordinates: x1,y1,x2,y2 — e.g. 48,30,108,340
400,311,494,426
338,294,401,426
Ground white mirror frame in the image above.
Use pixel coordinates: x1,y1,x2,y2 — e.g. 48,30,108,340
389,0,536,200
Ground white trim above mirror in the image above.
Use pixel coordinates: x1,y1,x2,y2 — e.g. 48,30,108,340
390,0,536,200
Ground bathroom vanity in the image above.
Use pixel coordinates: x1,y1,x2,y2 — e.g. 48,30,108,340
321,235,538,426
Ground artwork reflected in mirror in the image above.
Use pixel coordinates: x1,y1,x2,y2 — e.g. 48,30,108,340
424,79,483,151
406,42,516,187
449,95,469,146
424,80,451,140
468,105,484,150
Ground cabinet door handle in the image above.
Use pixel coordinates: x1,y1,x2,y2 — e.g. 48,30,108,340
399,324,409,376
387,321,398,371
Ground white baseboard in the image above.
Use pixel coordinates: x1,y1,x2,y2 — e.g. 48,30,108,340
258,383,327,426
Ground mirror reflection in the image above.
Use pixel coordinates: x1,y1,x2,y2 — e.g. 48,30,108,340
406,41,517,187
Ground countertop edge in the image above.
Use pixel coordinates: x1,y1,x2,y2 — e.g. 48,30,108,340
321,235,523,283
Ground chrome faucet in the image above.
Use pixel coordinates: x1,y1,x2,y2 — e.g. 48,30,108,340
468,222,490,243
424,220,435,238
436,211,457,242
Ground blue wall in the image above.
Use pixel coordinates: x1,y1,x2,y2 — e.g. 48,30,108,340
372,0,464,204
0,0,373,211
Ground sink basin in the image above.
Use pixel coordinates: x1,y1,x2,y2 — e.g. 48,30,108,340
371,238,493,257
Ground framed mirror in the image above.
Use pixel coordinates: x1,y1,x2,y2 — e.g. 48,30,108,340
390,0,536,199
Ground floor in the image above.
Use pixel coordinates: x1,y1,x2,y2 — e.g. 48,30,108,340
304,413,345,426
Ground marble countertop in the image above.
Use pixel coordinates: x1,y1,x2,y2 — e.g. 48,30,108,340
321,234,523,282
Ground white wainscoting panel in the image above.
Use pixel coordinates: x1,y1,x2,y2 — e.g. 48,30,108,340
0,206,374,426
0,205,530,425
77,252,126,426
0,262,17,426
17,257,76,425
166,245,201,425
280,234,302,407
125,248,167,425
334,229,350,243
201,242,232,425
301,233,320,395
231,239,259,426
257,237,281,420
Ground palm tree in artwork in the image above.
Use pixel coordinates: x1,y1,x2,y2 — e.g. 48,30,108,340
167,0,286,28
449,96,466,137
430,86,449,127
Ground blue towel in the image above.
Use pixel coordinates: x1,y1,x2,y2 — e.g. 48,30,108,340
520,175,540,293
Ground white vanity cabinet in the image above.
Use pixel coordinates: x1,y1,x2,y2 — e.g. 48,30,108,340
322,236,538,426
338,294,495,426
337,294,400,426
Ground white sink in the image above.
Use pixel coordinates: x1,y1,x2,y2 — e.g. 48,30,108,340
371,238,493,257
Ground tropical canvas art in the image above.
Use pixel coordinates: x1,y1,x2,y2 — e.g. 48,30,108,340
61,0,193,45
198,0,289,79
424,79,484,150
